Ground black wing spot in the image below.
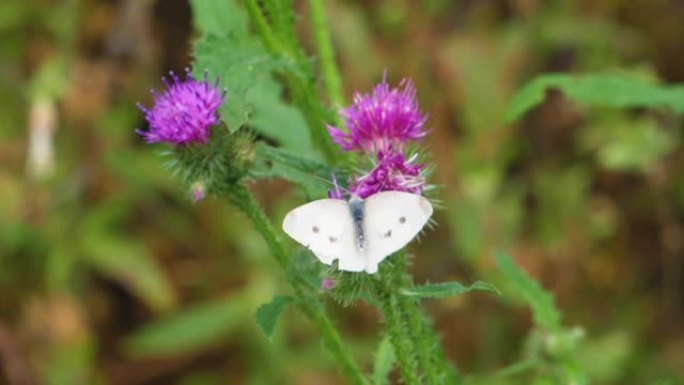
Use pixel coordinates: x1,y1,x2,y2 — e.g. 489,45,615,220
329,236,337,243
312,226,319,233
399,216,406,224
384,230,392,238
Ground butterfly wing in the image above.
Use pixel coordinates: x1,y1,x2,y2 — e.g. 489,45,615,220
363,191,433,273
282,199,366,272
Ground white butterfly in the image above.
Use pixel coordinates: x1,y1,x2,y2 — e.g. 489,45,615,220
282,191,433,274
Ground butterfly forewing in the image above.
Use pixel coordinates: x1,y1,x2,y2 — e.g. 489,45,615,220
282,199,366,271
363,191,433,272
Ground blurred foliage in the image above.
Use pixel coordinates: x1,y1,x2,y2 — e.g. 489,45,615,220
1,0,684,384
506,72,684,122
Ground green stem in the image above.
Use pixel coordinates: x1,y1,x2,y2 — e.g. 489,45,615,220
399,292,441,384
243,0,280,53
243,0,341,165
399,284,462,384
375,253,462,385
289,83,341,162
308,0,345,110
423,313,462,384
374,259,422,385
225,184,367,385
226,184,289,267
306,306,367,384
398,266,463,385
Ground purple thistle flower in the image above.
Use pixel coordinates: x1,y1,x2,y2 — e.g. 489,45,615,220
350,151,425,199
137,69,225,146
327,74,427,154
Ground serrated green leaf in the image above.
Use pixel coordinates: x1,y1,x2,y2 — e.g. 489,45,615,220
506,73,684,122
192,33,310,152
400,280,499,298
248,76,314,154
373,336,396,385
192,34,280,132
255,295,294,338
494,251,562,330
124,293,250,357
189,0,248,36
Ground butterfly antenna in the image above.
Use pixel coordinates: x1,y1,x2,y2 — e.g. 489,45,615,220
307,172,351,195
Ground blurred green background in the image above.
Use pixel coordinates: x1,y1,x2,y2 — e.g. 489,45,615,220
1,0,684,384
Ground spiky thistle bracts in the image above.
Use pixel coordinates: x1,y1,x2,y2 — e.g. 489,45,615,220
351,151,425,199
137,69,225,146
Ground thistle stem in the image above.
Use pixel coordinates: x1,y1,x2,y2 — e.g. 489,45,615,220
374,253,462,385
225,184,367,385
308,0,345,111
398,267,463,385
373,257,422,385
243,0,280,53
399,293,440,384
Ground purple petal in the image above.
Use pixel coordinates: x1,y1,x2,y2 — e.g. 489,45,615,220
330,74,428,154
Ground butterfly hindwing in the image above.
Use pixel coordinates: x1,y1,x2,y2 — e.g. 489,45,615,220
363,191,433,272
282,199,365,272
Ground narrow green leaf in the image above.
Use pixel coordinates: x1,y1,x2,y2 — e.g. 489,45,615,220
373,336,396,385
399,280,499,298
82,236,176,312
124,293,251,357
250,143,336,197
255,295,294,338
506,73,684,122
254,144,331,175
494,251,562,330
250,159,328,198
494,358,540,378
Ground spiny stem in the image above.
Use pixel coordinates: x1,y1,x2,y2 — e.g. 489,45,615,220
374,258,423,385
398,289,443,385
376,253,462,385
225,184,367,385
419,309,463,384
308,0,345,112
397,267,463,384
385,254,442,385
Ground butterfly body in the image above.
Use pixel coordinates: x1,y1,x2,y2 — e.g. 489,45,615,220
348,197,366,252
282,191,433,274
